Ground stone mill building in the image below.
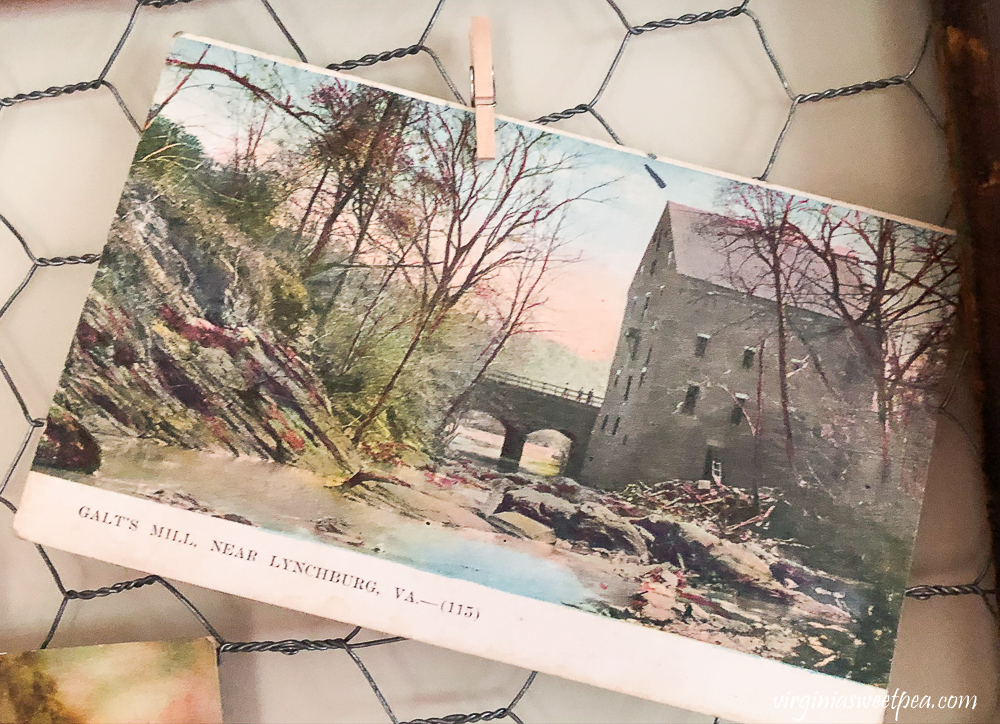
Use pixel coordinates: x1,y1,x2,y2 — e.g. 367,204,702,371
580,201,886,503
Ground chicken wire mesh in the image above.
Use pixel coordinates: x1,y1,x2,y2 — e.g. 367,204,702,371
0,1,994,722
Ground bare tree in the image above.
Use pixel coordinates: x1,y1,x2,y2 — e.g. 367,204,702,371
783,206,958,484
706,184,808,464
709,182,958,485
350,113,599,443
438,225,574,435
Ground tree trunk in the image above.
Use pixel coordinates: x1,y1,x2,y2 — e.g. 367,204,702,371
294,162,332,245
753,336,766,510
770,259,796,466
305,96,402,277
437,326,514,437
352,311,433,443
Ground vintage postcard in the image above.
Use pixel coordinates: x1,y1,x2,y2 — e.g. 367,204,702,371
0,638,222,723
14,35,957,723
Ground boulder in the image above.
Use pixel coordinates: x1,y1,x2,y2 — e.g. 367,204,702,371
493,487,578,534
770,559,847,595
488,511,556,543
35,411,101,474
569,501,647,558
789,591,852,624
636,515,784,598
634,515,720,567
716,599,763,625
494,487,647,557
711,540,775,584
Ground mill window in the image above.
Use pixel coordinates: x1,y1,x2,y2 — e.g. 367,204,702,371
731,393,749,425
611,417,621,435
613,369,621,387
626,327,641,360
703,446,721,480
623,376,633,401
645,346,653,366
742,346,756,369
694,333,711,357
650,258,658,274
601,415,609,431
640,296,650,322
639,367,647,388
682,385,700,414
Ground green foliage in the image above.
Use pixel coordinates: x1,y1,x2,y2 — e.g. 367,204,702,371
133,116,206,180
268,267,310,340
201,164,288,239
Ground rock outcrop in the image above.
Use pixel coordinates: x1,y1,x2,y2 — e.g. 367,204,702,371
494,485,648,558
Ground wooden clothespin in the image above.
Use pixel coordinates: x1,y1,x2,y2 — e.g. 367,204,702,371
469,16,495,160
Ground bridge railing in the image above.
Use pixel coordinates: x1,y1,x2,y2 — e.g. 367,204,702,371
484,370,604,407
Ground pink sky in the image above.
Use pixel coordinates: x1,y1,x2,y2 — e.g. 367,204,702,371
530,260,632,362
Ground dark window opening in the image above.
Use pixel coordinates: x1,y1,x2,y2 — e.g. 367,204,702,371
682,385,700,414
613,370,621,387
742,346,756,369
639,296,649,322
611,417,621,435
703,446,720,479
645,345,653,366
650,258,658,274
626,327,641,360
639,369,647,387
600,415,609,431
655,237,661,251
731,394,748,425
623,376,633,401
695,333,711,357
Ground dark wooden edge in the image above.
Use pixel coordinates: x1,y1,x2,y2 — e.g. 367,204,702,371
934,0,1000,572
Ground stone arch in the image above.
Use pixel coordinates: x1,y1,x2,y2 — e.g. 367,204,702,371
522,428,574,477
460,374,600,480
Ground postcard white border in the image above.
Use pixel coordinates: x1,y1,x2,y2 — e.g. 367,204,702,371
16,472,886,724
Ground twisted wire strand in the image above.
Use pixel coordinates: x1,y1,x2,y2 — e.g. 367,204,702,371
139,0,202,7
0,1,984,722
220,635,409,655
904,561,998,622
327,45,465,105
402,709,509,724
33,254,102,267
64,574,163,600
905,582,995,600
398,668,538,724
629,2,750,34
0,80,103,109
325,0,464,104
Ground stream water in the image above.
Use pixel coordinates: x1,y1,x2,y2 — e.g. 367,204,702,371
61,440,594,607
